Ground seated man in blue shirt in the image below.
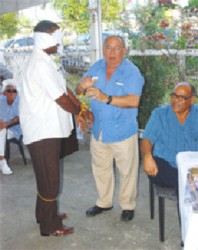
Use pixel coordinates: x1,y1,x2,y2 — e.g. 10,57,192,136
0,79,22,175
141,82,198,192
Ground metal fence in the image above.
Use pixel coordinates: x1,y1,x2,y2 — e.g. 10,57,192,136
62,48,198,81
4,48,198,84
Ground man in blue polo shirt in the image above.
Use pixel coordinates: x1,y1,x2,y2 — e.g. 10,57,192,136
76,35,144,221
141,82,198,192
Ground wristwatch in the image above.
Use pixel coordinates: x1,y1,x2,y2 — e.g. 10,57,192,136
106,95,112,105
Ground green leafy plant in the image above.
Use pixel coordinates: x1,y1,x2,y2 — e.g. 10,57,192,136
131,55,179,129
53,0,122,34
0,12,19,39
125,2,198,128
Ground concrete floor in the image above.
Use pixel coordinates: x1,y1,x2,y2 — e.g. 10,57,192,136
0,134,182,250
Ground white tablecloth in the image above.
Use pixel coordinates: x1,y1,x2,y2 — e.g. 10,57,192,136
176,151,198,250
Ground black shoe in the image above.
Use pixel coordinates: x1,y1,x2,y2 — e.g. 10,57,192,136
86,205,113,217
121,210,134,221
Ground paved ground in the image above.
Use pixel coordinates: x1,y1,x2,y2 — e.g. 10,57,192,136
0,134,182,250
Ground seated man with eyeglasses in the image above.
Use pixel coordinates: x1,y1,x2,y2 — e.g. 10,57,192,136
141,82,198,192
0,79,22,175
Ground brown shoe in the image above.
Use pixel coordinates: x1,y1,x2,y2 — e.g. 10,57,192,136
41,225,74,236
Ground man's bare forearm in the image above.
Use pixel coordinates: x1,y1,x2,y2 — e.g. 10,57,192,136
56,94,80,115
141,138,153,157
6,116,19,128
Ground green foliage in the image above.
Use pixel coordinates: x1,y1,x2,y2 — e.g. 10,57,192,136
52,0,121,34
188,0,198,7
126,1,197,50
126,2,198,128
129,4,179,50
0,12,19,39
186,56,198,77
53,0,89,34
131,55,179,128
66,73,91,107
66,73,81,92
101,0,122,23
18,14,32,30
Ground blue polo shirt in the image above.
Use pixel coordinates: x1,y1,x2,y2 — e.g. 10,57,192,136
143,104,198,168
0,95,22,139
84,58,144,143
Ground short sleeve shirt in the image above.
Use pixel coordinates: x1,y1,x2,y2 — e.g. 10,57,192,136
143,104,198,168
84,58,144,143
0,95,21,139
19,48,73,145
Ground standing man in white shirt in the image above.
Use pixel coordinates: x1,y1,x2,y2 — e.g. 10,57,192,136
19,20,93,237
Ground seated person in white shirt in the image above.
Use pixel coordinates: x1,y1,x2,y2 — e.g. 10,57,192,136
0,79,22,175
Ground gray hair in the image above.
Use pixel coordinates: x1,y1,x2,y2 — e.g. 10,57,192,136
103,35,126,48
174,82,197,97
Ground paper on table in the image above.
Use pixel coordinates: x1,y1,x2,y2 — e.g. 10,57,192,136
186,167,198,213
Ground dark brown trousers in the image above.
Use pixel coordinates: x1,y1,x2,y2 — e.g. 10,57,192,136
27,138,62,234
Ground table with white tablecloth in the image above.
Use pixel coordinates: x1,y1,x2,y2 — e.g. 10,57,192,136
176,151,198,250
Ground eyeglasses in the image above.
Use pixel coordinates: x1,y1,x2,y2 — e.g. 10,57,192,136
170,92,192,101
105,45,123,51
6,89,17,93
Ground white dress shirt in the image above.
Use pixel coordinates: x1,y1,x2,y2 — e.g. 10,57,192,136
19,47,73,145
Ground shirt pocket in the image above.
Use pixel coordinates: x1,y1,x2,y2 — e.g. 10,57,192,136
109,81,127,96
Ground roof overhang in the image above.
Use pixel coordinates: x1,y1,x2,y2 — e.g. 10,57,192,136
0,0,50,15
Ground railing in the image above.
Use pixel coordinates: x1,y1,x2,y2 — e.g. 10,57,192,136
4,48,198,81
128,49,198,56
